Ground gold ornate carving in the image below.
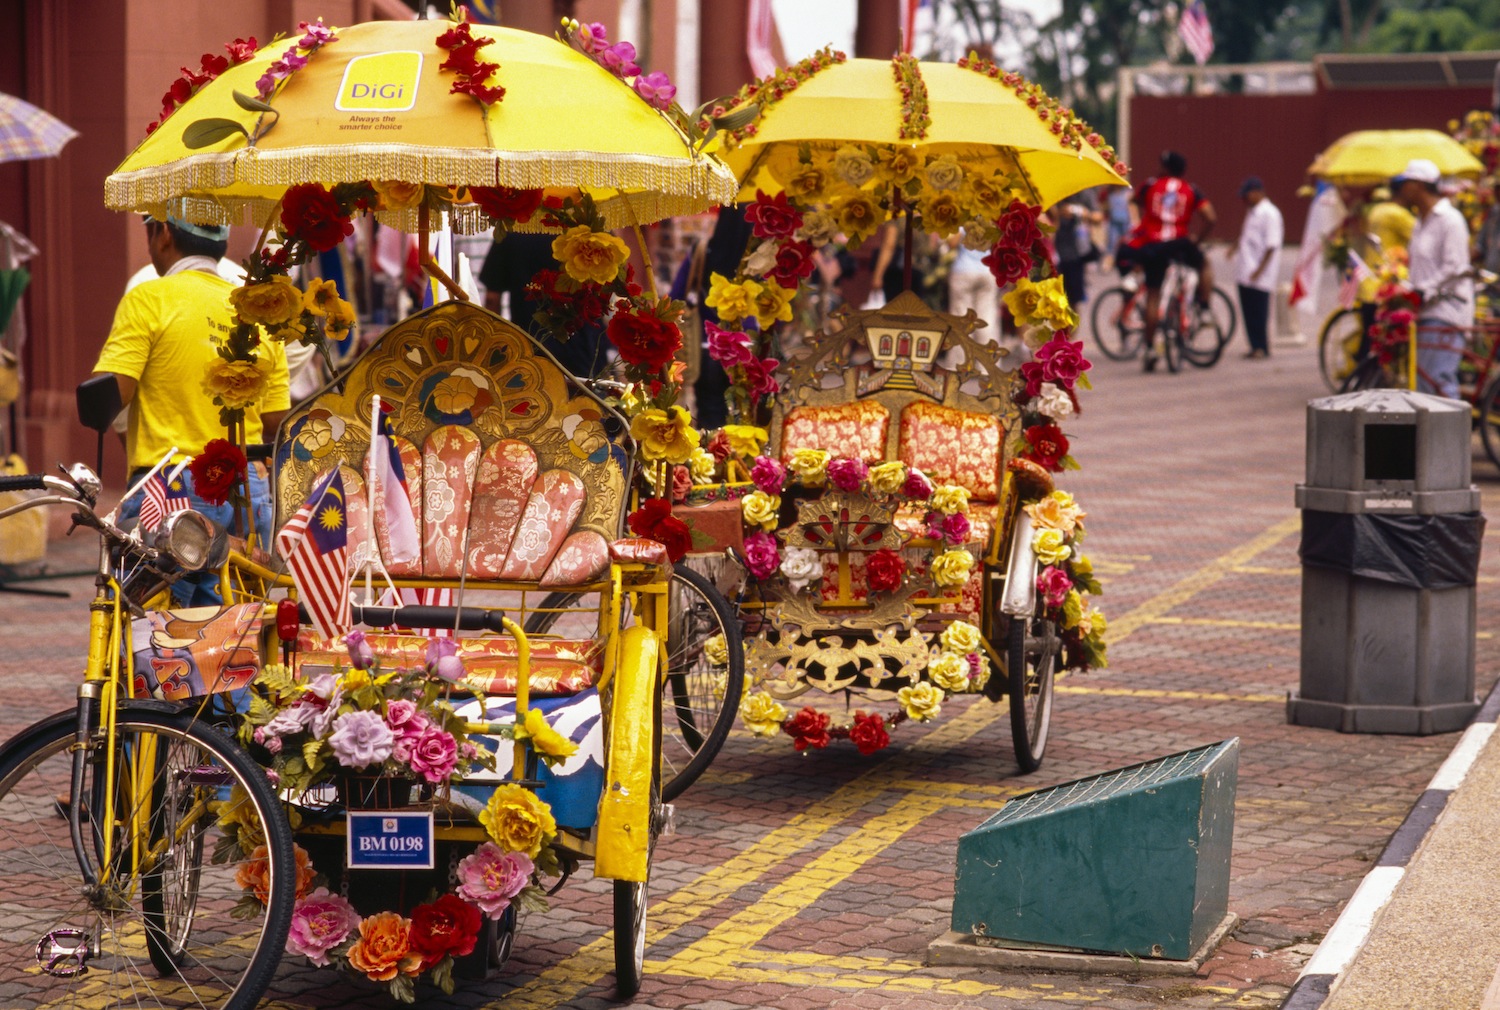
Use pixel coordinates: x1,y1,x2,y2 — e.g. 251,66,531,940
783,491,904,553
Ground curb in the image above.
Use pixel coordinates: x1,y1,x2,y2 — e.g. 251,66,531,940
1281,681,1500,1010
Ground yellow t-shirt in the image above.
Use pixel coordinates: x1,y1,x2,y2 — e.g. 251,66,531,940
95,269,291,471
1367,202,1415,254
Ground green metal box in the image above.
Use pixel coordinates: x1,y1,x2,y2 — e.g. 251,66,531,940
952,739,1238,960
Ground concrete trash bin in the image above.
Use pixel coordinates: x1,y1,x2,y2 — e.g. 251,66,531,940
1290,389,1483,734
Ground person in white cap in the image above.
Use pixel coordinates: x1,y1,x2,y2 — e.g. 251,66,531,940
92,214,289,601
1394,157,1474,399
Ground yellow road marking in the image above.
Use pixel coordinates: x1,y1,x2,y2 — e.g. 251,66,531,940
1232,565,1301,576
1057,684,1284,704
1107,515,1300,643
1152,616,1300,631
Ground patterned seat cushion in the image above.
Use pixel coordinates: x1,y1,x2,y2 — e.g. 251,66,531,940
892,501,1001,548
294,631,601,697
781,401,891,463
897,400,1003,502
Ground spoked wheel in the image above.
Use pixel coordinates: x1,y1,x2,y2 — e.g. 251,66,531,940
0,707,295,1010
1089,286,1146,361
1006,610,1060,773
526,565,744,802
613,876,648,999
1161,321,1183,374
1319,307,1364,391
1180,299,1228,368
1209,286,1238,349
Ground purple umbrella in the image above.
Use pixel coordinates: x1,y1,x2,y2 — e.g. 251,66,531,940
0,92,77,164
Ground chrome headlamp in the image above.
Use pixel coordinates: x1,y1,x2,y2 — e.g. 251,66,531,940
153,510,229,571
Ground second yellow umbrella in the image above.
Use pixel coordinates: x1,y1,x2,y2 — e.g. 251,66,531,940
1310,129,1484,187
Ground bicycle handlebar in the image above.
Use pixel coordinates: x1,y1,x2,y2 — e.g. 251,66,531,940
0,474,48,493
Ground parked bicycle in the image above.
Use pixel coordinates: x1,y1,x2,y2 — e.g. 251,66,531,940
1090,263,1239,370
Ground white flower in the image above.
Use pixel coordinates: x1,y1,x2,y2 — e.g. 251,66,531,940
796,210,837,246
780,546,821,593
1033,382,1075,422
745,242,778,276
1020,324,1053,349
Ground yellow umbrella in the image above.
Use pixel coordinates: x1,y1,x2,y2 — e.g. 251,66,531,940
718,54,1127,210
104,19,736,232
1309,129,1484,187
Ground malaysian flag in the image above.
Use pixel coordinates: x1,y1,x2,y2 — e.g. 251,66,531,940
1338,250,1376,309
138,467,192,532
1178,1,1215,66
746,0,777,79
373,404,420,565
277,469,351,638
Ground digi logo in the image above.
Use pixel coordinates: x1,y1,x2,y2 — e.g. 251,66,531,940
336,51,422,112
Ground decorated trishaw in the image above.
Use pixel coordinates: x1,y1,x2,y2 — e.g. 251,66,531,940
0,13,747,1009
668,51,1125,770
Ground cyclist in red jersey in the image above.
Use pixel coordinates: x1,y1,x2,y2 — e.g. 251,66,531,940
1117,151,1218,371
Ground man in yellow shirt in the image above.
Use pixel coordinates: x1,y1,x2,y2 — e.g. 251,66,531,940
93,215,289,600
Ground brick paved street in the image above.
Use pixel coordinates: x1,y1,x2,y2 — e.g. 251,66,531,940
1,323,1494,1009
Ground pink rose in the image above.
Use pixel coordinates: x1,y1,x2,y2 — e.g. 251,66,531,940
750,455,786,495
742,355,781,397
287,888,362,966
1036,566,1073,607
385,699,419,732
409,725,459,784
902,469,933,499
743,530,781,580
671,464,693,503
392,712,432,764
827,457,868,493
705,321,753,366
1035,335,1091,390
928,511,970,545
456,843,534,919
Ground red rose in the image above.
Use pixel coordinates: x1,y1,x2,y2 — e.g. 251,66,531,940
1034,335,1091,390
866,548,906,593
409,894,482,969
470,186,544,224
224,37,259,63
848,712,890,755
982,243,1030,287
769,241,816,288
627,498,693,562
705,429,732,464
671,465,692,503
281,183,353,253
783,707,830,751
999,200,1043,249
1022,423,1070,472
745,190,803,240
188,439,248,506
607,307,683,372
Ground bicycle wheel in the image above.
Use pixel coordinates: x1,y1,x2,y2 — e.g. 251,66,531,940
1180,301,1227,368
1006,609,1059,774
1161,318,1183,374
0,706,295,1010
1210,286,1238,348
525,565,744,802
1088,287,1145,361
1479,379,1500,470
1319,308,1364,392
1339,354,1395,392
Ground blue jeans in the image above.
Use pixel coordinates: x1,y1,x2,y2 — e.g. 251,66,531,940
1416,318,1465,399
119,466,273,606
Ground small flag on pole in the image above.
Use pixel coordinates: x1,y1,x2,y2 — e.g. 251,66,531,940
1178,1,1215,66
139,467,192,532
277,469,351,638
373,405,420,565
1338,250,1376,309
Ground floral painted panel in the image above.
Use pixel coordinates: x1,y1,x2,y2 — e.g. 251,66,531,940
421,426,482,577
467,439,540,578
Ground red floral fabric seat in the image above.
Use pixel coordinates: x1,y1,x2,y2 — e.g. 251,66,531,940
780,401,891,463
896,400,1003,502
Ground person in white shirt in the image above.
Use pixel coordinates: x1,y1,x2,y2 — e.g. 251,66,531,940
1395,157,1474,399
1234,177,1283,359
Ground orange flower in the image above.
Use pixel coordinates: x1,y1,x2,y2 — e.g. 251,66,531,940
235,843,316,903
346,911,422,982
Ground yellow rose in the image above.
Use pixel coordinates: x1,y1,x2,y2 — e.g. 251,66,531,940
1088,609,1107,638
787,448,830,486
832,144,876,187
740,691,787,737
1072,553,1094,579
1003,279,1046,326
831,191,882,246
704,633,729,666
689,447,717,484
924,155,965,192
431,375,479,415
521,707,579,765
751,282,796,331
1061,589,1084,629
1025,496,1081,535
963,174,1009,220
479,783,557,858
705,273,762,324
939,619,982,655
930,549,974,589
202,355,272,410
919,192,965,238
927,652,970,692
930,484,970,516
783,163,830,202
324,297,357,342
867,461,907,494
339,669,374,693
721,424,768,457
1033,528,1072,566
230,275,303,327
876,146,926,186
629,406,700,464
551,225,629,285
1031,276,1075,329
741,489,781,531
371,178,425,211
897,681,944,722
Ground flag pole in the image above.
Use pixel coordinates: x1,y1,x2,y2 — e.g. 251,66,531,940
353,393,398,606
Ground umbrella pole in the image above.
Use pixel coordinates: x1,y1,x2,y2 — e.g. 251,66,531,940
902,203,914,293
417,205,469,302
